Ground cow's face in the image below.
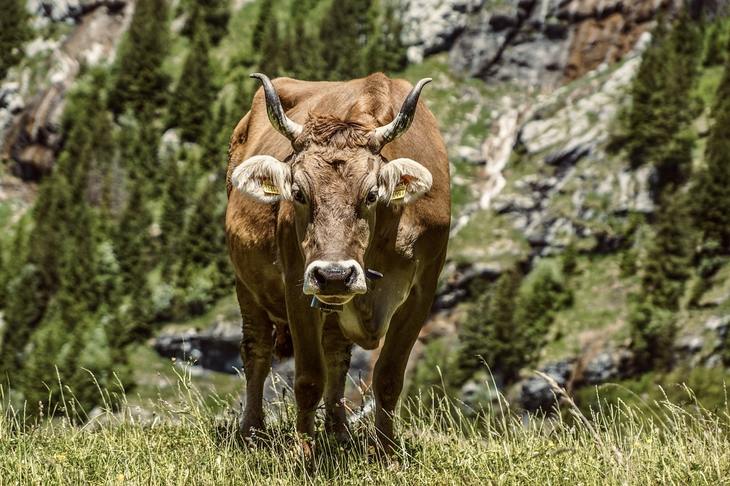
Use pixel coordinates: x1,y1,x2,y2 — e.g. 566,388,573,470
232,73,433,305
231,144,432,304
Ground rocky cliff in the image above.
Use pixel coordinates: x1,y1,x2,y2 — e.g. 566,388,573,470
404,0,685,88
1,0,131,181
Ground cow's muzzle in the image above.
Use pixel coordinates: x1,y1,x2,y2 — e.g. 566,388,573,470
303,259,367,303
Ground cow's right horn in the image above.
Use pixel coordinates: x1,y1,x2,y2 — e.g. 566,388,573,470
370,78,432,152
250,73,303,144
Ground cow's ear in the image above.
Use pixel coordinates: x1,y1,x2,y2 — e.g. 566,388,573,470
231,155,292,203
378,158,433,205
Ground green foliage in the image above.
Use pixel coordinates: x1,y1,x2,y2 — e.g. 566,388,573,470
169,9,217,142
692,46,730,252
629,193,692,370
109,0,171,114
456,261,573,387
181,0,230,45
362,0,408,74
0,0,30,80
408,337,455,403
618,11,702,197
704,19,727,67
319,0,372,79
251,0,275,53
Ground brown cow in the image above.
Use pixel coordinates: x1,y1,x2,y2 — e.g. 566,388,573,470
225,72,450,451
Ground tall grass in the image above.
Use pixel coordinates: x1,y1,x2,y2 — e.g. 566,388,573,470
1,365,729,485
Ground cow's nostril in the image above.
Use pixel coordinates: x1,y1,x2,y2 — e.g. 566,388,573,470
313,268,327,287
345,266,357,286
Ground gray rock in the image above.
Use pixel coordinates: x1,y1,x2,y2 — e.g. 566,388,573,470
520,359,574,412
401,0,484,63
674,335,705,356
455,144,485,165
582,351,618,385
433,261,502,310
30,0,126,22
705,315,730,339
154,320,243,374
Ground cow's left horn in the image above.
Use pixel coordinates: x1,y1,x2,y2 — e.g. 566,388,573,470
250,73,303,143
370,78,432,152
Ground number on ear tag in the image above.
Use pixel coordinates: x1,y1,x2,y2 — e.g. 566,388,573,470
390,184,407,201
262,182,280,196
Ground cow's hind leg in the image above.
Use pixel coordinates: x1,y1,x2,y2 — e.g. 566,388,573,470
322,315,352,443
236,280,274,439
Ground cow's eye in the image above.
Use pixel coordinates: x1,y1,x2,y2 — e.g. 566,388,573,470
366,188,379,205
292,185,306,204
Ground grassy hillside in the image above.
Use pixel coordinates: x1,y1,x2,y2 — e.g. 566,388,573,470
1,372,729,484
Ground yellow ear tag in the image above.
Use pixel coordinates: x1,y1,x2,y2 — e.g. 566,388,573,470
262,181,280,196
390,184,407,202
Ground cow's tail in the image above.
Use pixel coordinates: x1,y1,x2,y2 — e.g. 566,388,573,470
273,322,293,359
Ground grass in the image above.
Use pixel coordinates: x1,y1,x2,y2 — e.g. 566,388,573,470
2,366,730,484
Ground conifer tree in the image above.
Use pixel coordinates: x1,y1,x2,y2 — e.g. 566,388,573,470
169,8,217,142
18,303,69,413
319,0,372,79
0,0,30,80
622,12,702,197
693,52,730,252
115,183,154,295
201,103,231,173
630,192,692,369
456,268,522,386
252,0,275,53
180,176,226,271
182,0,230,45
258,6,282,77
160,157,187,277
0,264,45,380
109,0,170,114
363,1,407,74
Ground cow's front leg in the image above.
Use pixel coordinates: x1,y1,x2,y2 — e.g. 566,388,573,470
322,314,352,443
372,286,435,453
285,288,326,440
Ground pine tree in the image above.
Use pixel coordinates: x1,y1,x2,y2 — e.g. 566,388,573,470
693,46,730,251
182,0,230,45
115,183,154,295
0,264,45,381
630,192,692,369
363,0,407,74
18,302,69,414
159,157,187,277
704,20,726,67
169,8,217,142
252,0,275,53
318,0,373,79
456,268,522,386
109,0,170,114
258,6,282,77
201,103,231,173
622,12,702,196
0,0,30,80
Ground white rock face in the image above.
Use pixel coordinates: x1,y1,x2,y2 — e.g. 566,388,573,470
401,0,484,63
29,0,124,22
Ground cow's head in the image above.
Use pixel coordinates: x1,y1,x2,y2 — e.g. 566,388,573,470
232,73,432,307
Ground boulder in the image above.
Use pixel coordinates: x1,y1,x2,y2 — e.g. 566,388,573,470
519,359,574,412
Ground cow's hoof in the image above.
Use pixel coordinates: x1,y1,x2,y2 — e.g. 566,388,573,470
237,418,266,446
326,421,352,445
367,435,399,461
